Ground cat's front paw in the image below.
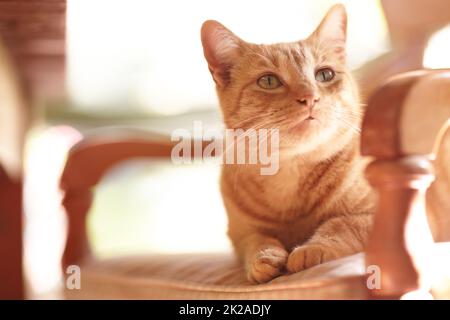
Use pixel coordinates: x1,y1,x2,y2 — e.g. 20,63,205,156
247,247,288,284
287,244,338,273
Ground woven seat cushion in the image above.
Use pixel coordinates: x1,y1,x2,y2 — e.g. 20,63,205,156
65,242,450,299
66,252,371,299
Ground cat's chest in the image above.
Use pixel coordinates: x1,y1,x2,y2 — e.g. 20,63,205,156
256,165,307,212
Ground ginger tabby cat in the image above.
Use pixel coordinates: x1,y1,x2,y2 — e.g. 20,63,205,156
201,4,376,283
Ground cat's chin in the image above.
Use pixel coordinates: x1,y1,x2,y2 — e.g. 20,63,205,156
288,117,318,133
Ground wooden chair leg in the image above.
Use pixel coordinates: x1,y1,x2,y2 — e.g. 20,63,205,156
62,188,93,270
0,172,24,299
365,156,435,298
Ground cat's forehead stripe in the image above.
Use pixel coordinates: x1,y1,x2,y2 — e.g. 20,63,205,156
247,45,279,69
248,43,307,70
268,43,311,74
279,43,315,82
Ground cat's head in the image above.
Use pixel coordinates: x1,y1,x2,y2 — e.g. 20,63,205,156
201,4,361,157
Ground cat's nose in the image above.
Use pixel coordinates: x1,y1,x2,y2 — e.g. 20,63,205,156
296,95,320,108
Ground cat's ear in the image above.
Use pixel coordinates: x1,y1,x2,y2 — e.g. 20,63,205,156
201,20,242,87
309,4,347,53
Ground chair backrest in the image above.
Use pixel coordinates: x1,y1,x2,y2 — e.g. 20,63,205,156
0,37,27,300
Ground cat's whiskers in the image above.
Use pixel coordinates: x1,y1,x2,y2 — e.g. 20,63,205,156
334,117,362,134
329,108,362,135
223,118,275,159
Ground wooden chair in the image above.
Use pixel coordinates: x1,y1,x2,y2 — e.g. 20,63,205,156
60,69,450,299
0,37,28,300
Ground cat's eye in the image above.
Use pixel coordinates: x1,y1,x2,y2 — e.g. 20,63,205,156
257,74,282,89
315,68,335,82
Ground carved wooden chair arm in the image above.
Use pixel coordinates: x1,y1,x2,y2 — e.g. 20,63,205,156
361,69,450,298
60,130,215,267
61,130,176,267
